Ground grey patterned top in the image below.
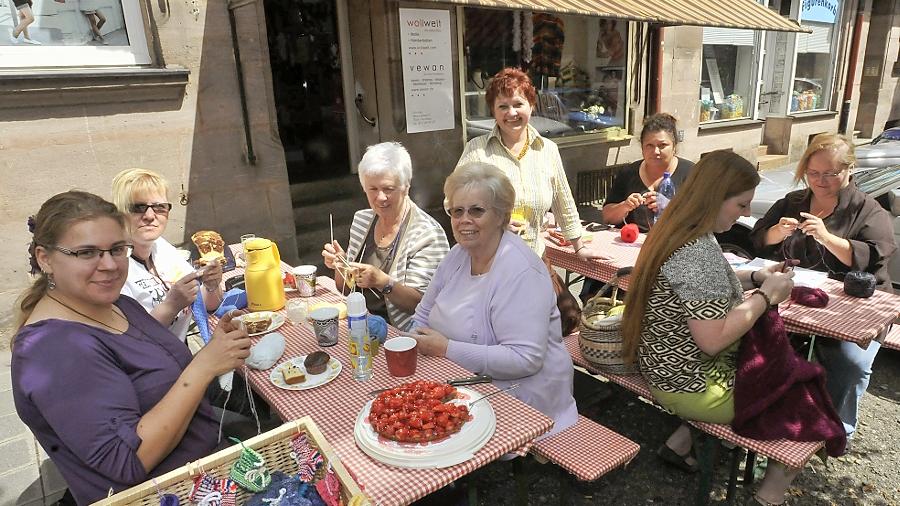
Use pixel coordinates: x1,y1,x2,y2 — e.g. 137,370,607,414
639,233,743,393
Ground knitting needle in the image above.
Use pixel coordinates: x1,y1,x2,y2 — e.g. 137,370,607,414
329,213,334,247
356,243,382,299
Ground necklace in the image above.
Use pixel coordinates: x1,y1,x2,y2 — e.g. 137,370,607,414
46,294,128,334
515,130,529,160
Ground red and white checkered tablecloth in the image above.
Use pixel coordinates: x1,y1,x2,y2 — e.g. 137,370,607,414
544,229,641,290
563,333,823,469
545,235,900,347
221,256,553,505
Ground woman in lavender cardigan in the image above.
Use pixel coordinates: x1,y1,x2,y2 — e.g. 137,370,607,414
410,162,577,439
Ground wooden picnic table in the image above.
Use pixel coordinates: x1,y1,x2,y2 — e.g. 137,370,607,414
222,255,553,505
545,229,900,347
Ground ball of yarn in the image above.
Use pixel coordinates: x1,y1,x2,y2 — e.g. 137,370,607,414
844,270,876,298
620,223,639,243
791,287,829,307
367,315,388,344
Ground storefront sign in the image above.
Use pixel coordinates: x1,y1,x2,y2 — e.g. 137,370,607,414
399,8,454,134
801,0,838,24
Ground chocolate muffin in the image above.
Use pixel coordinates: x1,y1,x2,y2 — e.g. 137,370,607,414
304,351,330,375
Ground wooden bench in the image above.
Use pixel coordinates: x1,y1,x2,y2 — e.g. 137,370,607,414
563,332,824,505
511,414,639,505
882,325,900,351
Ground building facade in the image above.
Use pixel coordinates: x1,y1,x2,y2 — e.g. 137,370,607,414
0,0,897,499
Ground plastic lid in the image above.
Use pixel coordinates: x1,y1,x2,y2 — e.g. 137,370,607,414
293,265,317,275
346,292,367,316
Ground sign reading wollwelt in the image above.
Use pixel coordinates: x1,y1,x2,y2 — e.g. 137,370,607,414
399,8,454,134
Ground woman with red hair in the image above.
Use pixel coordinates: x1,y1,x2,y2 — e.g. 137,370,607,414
456,67,596,261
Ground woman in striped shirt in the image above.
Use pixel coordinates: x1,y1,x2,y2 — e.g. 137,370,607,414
322,142,449,331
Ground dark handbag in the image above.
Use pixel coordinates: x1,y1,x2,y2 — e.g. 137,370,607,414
542,254,581,336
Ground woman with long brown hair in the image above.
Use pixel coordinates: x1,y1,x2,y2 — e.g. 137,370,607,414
621,151,801,506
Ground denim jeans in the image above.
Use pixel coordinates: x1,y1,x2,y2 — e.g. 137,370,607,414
816,337,882,438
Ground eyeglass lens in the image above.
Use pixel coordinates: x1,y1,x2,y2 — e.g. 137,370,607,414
448,206,487,219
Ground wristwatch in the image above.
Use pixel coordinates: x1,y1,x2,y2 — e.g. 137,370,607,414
382,277,396,294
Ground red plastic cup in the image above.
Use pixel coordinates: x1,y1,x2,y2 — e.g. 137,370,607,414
384,336,418,377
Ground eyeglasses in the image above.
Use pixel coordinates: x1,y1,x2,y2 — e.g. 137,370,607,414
129,202,173,215
445,205,488,219
48,244,133,260
806,170,844,182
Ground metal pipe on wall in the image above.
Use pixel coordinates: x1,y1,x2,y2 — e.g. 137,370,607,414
228,0,258,165
839,1,866,134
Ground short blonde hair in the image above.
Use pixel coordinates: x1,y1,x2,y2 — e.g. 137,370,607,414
793,133,856,186
111,168,170,214
444,162,515,226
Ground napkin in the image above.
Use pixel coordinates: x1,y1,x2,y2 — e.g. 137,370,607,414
215,288,248,318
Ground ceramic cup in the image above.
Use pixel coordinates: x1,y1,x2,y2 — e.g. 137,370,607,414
384,336,418,377
310,306,340,347
293,265,317,297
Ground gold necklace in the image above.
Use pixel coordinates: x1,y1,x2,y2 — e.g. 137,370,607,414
46,294,127,334
516,130,529,160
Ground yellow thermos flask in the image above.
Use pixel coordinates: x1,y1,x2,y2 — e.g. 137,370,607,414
244,238,286,311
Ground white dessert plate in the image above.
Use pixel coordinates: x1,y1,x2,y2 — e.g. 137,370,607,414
353,386,496,468
269,355,342,391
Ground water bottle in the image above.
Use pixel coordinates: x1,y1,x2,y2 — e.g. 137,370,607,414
346,292,373,381
655,172,675,222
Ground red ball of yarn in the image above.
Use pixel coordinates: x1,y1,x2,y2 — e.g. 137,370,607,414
791,286,828,307
620,223,639,243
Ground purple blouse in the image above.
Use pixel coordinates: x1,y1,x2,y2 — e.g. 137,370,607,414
12,296,218,504
413,232,578,439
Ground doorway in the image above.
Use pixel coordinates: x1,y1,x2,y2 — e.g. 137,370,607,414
264,0,350,183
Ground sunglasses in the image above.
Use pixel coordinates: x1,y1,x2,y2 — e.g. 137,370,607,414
445,205,488,219
129,202,173,215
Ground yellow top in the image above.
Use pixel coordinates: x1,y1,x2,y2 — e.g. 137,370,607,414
456,124,583,257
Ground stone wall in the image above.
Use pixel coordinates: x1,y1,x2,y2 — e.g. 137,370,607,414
0,0,297,343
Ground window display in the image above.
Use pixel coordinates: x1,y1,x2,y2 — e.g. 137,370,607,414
791,0,840,112
0,0,149,67
463,8,627,140
698,28,759,123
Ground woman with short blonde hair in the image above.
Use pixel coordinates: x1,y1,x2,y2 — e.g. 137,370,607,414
112,168,224,343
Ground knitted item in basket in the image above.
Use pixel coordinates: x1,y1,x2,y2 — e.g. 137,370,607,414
246,471,325,506
314,466,342,506
229,438,272,492
189,473,238,506
578,289,638,375
291,433,325,482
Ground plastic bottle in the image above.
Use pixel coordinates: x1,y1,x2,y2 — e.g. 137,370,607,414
346,292,373,381
655,172,675,223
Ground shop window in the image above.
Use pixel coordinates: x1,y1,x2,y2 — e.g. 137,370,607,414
791,0,841,112
462,8,628,140
699,28,760,123
0,0,149,67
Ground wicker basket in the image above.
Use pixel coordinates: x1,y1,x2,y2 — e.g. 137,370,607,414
578,268,639,375
94,416,367,506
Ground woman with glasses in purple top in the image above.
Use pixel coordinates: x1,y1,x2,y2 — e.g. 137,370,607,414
112,168,225,344
11,191,249,504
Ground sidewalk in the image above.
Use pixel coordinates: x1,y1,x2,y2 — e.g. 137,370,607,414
0,350,67,506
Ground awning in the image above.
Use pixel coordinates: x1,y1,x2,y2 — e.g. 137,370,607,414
423,0,810,33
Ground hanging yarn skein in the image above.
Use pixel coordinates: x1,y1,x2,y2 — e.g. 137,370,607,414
512,11,521,53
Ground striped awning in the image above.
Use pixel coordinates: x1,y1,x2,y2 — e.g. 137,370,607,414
423,0,810,33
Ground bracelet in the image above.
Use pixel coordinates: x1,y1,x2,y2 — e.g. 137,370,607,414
751,289,772,308
750,270,761,288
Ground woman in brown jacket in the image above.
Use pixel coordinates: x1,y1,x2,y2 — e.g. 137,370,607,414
749,133,897,448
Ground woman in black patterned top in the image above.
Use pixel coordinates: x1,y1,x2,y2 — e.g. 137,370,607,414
622,151,801,506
